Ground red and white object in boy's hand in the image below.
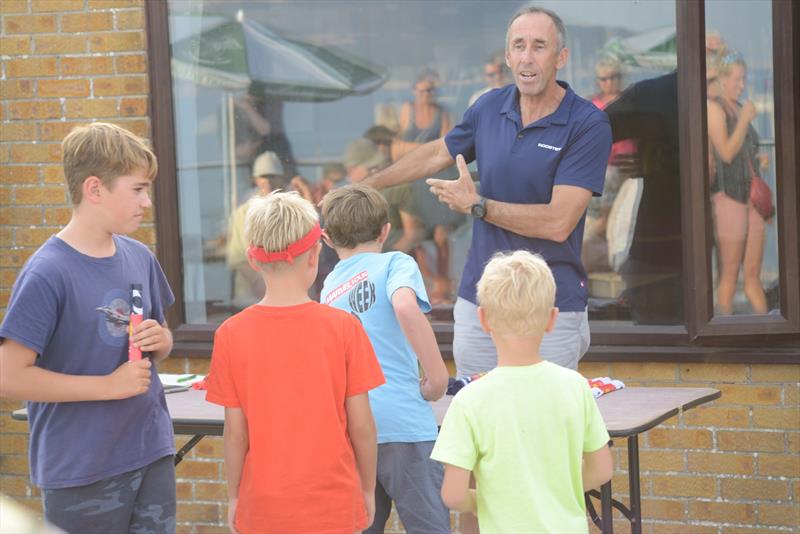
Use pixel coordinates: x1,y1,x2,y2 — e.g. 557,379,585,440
128,284,144,361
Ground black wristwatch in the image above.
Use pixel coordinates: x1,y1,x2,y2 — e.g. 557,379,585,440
470,196,487,219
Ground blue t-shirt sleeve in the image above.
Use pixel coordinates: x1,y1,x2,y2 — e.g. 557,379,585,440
0,270,59,355
147,254,175,324
444,105,477,164
554,117,612,197
385,253,431,313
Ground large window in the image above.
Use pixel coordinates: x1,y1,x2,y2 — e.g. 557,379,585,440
146,0,799,358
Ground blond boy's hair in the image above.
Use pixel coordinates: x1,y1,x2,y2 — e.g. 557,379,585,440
245,191,319,270
321,184,388,249
476,251,556,336
62,122,158,205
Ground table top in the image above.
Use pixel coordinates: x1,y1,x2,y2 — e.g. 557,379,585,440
13,386,720,439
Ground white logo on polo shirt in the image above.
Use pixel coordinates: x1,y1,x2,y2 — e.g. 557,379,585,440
537,142,562,152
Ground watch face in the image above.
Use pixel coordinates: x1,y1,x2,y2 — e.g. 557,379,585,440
471,203,486,218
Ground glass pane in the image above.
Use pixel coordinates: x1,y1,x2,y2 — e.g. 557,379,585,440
167,0,680,326
705,0,779,316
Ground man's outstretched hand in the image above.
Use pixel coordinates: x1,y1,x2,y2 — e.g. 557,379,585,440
426,154,480,214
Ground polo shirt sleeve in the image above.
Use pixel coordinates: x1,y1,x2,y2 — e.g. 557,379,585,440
343,313,385,397
386,253,431,313
205,324,242,408
582,381,610,453
444,105,477,164
430,394,478,471
554,117,612,197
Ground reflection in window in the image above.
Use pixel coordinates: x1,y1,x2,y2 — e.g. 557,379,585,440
166,0,680,325
706,2,779,316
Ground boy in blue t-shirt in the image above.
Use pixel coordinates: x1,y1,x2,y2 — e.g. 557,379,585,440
321,184,451,533
0,123,176,534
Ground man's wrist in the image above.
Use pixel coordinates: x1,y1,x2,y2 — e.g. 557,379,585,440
469,196,487,219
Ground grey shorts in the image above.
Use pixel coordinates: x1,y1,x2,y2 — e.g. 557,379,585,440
452,297,590,375
365,441,450,534
42,455,176,534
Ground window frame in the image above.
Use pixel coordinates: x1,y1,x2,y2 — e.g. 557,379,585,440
145,0,800,362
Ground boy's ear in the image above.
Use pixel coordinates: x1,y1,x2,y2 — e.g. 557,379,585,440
247,254,263,273
477,306,491,334
376,222,391,245
544,307,559,334
321,230,335,249
83,176,104,204
307,241,322,268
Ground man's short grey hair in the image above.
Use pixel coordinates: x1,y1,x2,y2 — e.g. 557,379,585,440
505,5,567,52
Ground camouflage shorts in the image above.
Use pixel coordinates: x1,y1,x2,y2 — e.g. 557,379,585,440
42,455,176,534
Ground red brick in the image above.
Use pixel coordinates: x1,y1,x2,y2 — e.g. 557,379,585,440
0,80,34,100
175,459,219,480
0,434,28,454
188,359,211,375
680,363,748,382
6,57,58,78
116,54,147,73
38,122,80,143
35,34,87,54
786,383,799,406
120,97,148,117
0,248,36,268
60,11,113,32
683,405,750,428
0,36,32,55
648,524,717,534
3,14,57,34
717,430,785,453
8,101,62,120
647,427,713,449
176,481,192,500
0,124,36,142
38,79,91,98
758,503,800,526
641,498,685,521
44,207,71,225
157,358,186,374
0,165,38,184
10,143,62,164
116,10,143,30
60,56,114,76
14,186,66,205
789,431,800,453
619,450,684,472
688,500,756,523
0,475,30,497
93,75,147,96
89,0,142,7
0,455,30,475
42,165,66,183
721,478,789,501
64,98,118,119
1,206,42,226
716,384,781,405
751,407,800,429
108,118,148,138
15,227,55,247
758,453,800,477
89,31,144,52
176,502,220,523
652,475,716,498
195,526,230,534
195,482,226,501
687,451,754,475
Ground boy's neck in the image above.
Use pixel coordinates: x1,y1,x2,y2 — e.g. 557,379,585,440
335,241,382,260
493,333,545,367
257,270,312,308
57,211,116,258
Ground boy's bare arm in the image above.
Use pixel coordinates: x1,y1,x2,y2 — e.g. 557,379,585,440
131,320,173,362
224,407,249,534
0,338,152,402
391,288,448,401
345,392,377,525
582,444,613,491
441,464,476,513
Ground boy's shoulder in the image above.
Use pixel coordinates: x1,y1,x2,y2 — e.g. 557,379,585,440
114,234,157,259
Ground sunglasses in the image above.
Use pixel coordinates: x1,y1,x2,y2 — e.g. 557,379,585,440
597,74,621,82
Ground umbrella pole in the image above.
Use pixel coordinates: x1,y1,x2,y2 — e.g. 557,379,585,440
226,93,237,215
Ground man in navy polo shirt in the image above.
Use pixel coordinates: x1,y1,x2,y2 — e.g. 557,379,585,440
366,5,611,373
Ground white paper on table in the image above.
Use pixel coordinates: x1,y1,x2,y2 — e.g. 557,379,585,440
158,373,206,387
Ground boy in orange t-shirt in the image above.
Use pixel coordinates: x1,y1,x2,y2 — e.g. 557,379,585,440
206,191,385,534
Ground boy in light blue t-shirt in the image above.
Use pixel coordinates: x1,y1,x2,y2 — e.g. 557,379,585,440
321,184,451,534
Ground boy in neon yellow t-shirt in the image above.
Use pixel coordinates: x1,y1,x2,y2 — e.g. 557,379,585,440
431,251,612,533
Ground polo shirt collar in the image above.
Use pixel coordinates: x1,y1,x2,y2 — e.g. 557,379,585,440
500,80,574,128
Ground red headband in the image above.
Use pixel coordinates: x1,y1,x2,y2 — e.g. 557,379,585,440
247,223,321,264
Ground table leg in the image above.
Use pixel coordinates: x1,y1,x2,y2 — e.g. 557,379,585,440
601,480,614,534
627,435,642,534
174,435,205,466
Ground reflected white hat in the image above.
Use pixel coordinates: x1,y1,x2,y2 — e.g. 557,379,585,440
252,151,284,177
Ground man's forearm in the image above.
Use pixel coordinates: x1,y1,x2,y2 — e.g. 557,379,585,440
484,199,571,242
365,138,453,190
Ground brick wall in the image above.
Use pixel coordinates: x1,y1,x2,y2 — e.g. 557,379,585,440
1,1,799,533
